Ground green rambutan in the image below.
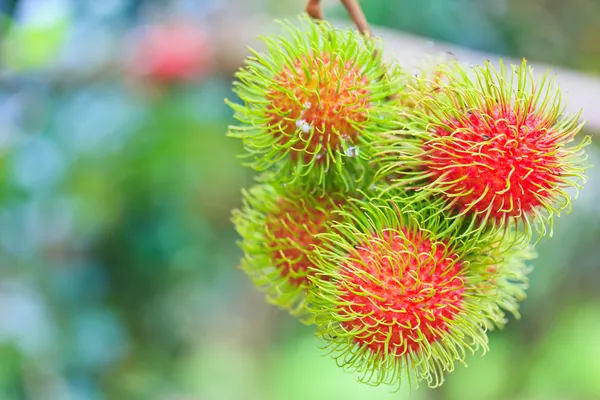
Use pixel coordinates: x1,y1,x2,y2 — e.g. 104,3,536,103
308,194,535,388
375,59,590,238
232,182,344,321
227,15,404,193
476,234,535,329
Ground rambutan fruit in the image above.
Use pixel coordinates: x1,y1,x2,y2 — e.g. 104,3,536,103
472,231,535,330
393,55,455,113
307,194,535,388
232,182,344,321
227,15,404,193
375,59,590,238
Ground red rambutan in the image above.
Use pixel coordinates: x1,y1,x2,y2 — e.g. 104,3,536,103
308,195,534,388
375,60,590,238
336,228,465,356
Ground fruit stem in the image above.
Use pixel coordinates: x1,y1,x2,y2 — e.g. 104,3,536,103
305,0,372,37
340,0,372,37
305,0,324,19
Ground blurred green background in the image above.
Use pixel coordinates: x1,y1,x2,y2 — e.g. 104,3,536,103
0,0,599,399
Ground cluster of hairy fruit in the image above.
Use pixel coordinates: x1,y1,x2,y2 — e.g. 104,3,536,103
226,15,590,390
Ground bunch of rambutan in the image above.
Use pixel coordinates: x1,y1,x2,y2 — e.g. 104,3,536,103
226,15,590,390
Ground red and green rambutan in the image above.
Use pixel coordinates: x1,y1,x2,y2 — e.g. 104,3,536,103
232,182,345,321
374,59,591,238
227,15,404,193
307,194,535,388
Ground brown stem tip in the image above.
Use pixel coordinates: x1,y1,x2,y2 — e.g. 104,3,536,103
306,0,324,20
305,0,372,38
340,0,371,37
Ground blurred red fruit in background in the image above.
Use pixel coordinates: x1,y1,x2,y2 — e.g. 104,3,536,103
126,21,213,85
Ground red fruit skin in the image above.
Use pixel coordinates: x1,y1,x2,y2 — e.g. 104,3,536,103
338,230,464,355
425,107,562,221
131,22,212,83
265,196,340,287
265,53,370,163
